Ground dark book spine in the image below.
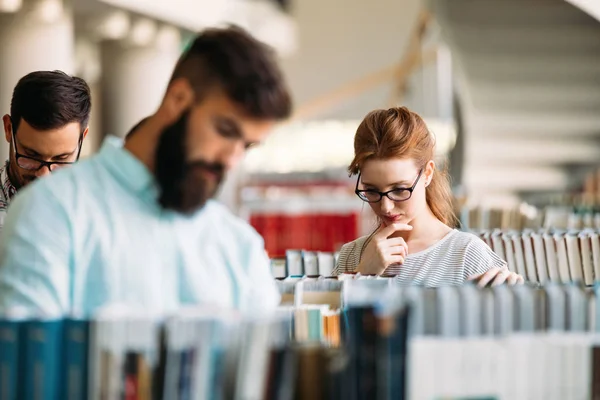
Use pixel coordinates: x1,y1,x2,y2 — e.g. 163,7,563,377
122,352,139,400
592,346,600,399
346,306,378,400
152,327,167,400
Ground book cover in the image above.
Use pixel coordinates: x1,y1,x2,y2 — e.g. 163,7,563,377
62,318,90,400
0,319,24,400
22,319,64,400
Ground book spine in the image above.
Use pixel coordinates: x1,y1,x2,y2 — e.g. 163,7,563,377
63,319,90,400
23,320,64,400
0,319,23,400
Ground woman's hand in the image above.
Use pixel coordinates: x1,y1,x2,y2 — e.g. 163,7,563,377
468,266,524,288
356,223,413,275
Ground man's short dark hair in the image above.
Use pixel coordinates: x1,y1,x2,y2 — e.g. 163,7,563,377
171,25,292,120
10,70,92,133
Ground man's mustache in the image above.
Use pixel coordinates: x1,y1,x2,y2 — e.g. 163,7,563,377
188,161,225,181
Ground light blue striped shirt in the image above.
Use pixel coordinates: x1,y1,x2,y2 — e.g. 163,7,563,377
0,136,279,317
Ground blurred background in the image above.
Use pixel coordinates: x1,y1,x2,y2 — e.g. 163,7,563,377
1,0,600,257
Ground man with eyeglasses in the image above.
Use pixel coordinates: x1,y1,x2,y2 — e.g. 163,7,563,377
0,26,290,317
0,71,90,229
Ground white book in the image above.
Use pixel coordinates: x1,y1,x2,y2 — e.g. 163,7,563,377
554,233,572,283
502,233,518,274
542,333,565,400
482,231,492,248
521,232,539,283
461,337,497,398
591,232,600,281
459,286,495,398
565,233,584,283
270,258,287,279
407,337,439,400
579,232,595,286
527,333,548,399
234,320,271,400
302,251,319,276
316,252,334,277
531,232,549,283
490,232,506,261
491,231,506,261
511,233,528,278
544,233,560,282
503,334,534,399
285,250,303,276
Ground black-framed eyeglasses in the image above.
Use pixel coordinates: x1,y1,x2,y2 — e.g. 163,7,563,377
11,120,83,172
355,169,424,203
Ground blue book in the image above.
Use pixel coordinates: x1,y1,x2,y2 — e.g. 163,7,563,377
22,319,64,400
62,319,90,400
0,319,24,400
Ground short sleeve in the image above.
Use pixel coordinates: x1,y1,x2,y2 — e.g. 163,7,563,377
0,183,72,316
462,237,507,279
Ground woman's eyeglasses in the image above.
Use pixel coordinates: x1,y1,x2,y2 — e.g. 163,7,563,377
355,169,423,203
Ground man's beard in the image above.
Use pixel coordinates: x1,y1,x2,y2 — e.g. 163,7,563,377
155,110,225,215
7,157,34,191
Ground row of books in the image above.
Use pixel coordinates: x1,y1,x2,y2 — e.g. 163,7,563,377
459,204,542,231
286,280,600,399
270,249,341,279
7,281,600,400
459,203,600,231
342,280,600,400
250,213,358,257
0,303,402,400
474,228,600,285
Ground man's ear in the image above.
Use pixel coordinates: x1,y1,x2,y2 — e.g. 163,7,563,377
82,126,89,140
156,78,195,127
3,115,12,144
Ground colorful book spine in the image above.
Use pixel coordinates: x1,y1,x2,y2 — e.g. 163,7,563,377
62,318,90,400
0,319,24,400
22,319,64,400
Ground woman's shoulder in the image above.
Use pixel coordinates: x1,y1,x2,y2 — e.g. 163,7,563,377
334,235,372,275
446,230,506,276
340,235,372,252
444,230,488,247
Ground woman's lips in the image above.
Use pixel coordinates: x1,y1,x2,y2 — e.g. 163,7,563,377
382,214,402,222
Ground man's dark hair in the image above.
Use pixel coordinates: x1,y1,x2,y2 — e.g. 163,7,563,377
10,70,92,133
170,25,292,120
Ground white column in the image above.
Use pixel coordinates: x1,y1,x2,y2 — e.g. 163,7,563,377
100,22,181,138
0,0,74,158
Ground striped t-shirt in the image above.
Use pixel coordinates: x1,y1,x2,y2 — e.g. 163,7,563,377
333,229,507,287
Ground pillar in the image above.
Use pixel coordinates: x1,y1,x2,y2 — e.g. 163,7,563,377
100,21,181,138
0,0,74,158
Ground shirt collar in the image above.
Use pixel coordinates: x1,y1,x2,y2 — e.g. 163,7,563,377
98,135,158,199
1,160,17,201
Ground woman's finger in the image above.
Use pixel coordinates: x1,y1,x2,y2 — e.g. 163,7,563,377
382,238,409,257
386,245,407,257
507,273,519,285
491,269,510,287
387,255,405,266
384,237,406,247
473,267,501,288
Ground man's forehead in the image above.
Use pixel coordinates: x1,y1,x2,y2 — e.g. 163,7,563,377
16,120,81,150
